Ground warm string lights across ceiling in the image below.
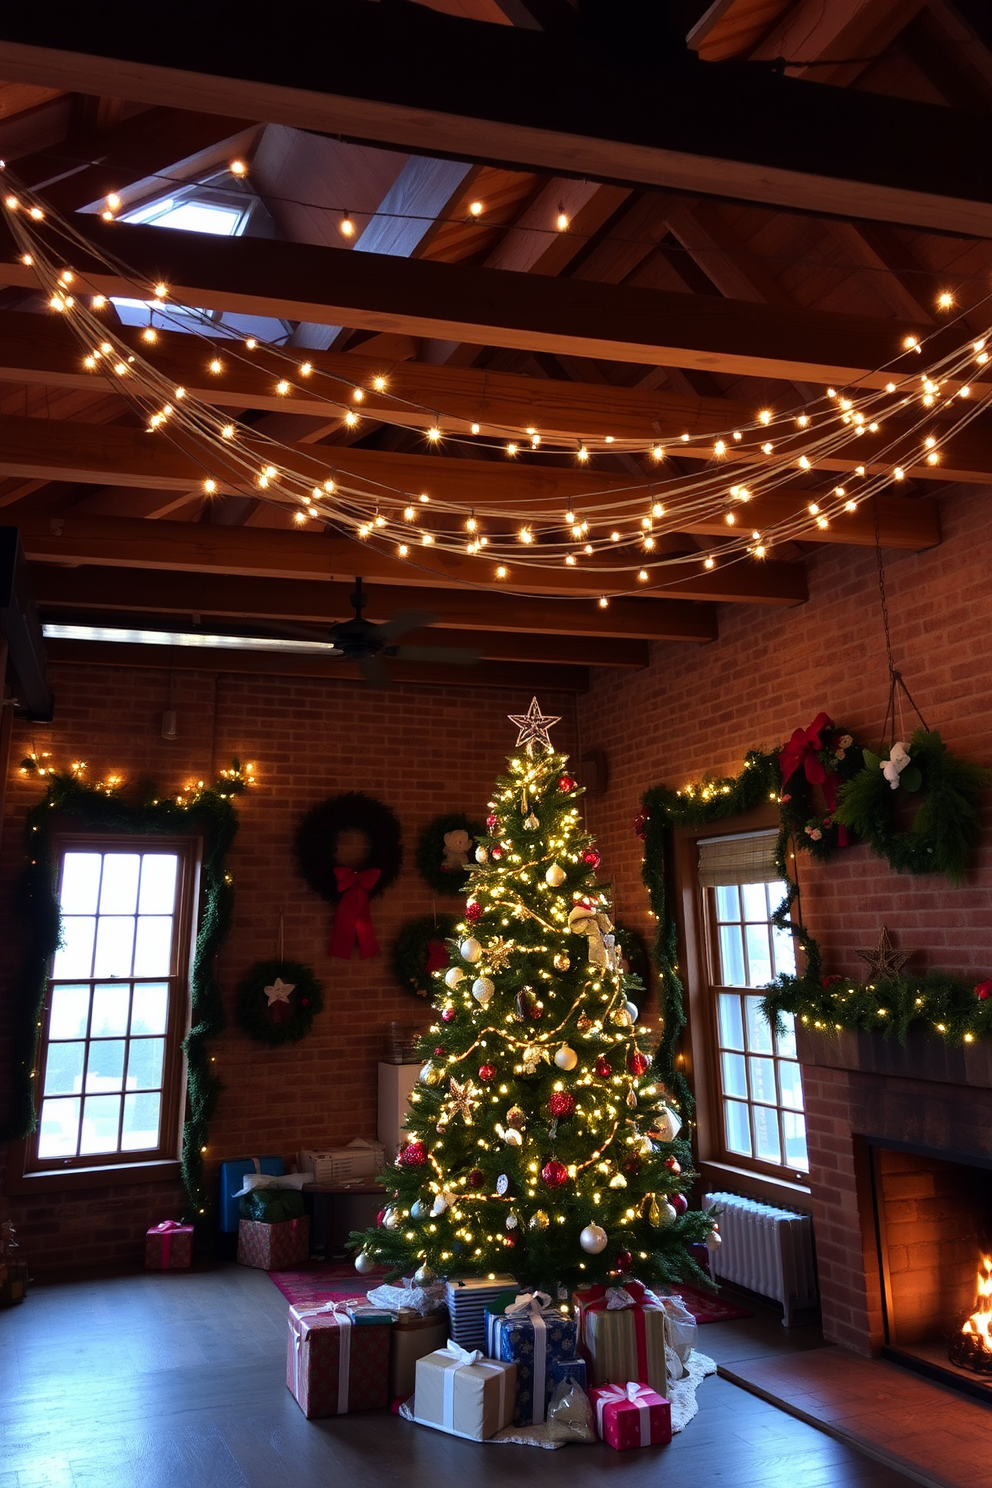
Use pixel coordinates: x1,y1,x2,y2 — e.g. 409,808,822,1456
4,165,992,603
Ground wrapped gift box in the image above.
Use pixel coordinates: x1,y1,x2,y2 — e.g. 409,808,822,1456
590,1383,672,1451
413,1345,516,1441
573,1282,668,1398
237,1216,309,1270
390,1307,450,1401
444,1275,517,1353
485,1290,580,1425
218,1155,284,1233
551,1356,587,1393
144,1221,193,1270
286,1299,391,1418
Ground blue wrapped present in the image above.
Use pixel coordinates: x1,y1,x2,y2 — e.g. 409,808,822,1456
218,1156,283,1233
550,1356,587,1393
485,1290,580,1425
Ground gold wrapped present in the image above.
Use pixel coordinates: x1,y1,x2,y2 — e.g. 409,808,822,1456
413,1343,516,1441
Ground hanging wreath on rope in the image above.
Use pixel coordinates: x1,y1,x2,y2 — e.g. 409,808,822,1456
294,792,403,958
391,914,458,998
777,712,865,858
414,812,485,897
237,958,325,1046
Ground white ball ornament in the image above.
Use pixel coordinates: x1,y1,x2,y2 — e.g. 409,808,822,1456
503,1128,523,1147
410,1200,430,1220
414,1263,436,1284
382,1207,399,1230
472,977,495,1004
354,1250,376,1274
579,1223,608,1255
625,1001,639,1023
475,845,489,864
545,862,566,887
445,966,466,988
460,937,482,963
554,1044,578,1071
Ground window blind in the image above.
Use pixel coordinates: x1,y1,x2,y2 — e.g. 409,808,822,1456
696,831,781,888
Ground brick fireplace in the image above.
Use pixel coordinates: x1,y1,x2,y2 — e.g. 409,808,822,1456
799,1028,992,1373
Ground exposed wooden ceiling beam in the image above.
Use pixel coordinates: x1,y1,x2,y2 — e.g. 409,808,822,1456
27,563,716,642
2,5,991,233
0,218,942,386
0,414,941,552
17,513,807,605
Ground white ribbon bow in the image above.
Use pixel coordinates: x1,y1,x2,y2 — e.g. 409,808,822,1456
596,1382,655,1446
503,1290,553,1318
605,1286,636,1310
881,741,911,790
440,1339,484,1367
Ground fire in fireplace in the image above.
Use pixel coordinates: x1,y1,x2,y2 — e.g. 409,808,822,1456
948,1254,992,1376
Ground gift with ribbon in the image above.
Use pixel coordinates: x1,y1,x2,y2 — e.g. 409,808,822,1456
485,1289,580,1425
590,1382,672,1451
237,1215,309,1271
413,1340,516,1441
286,1298,391,1418
144,1220,194,1271
572,1281,668,1398
328,865,381,959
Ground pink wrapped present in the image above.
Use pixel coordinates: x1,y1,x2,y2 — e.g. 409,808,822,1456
590,1382,672,1451
237,1216,309,1270
286,1299,391,1418
145,1220,193,1270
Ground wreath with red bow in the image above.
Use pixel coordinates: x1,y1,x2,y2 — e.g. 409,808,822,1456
294,792,403,959
777,712,865,860
390,914,458,998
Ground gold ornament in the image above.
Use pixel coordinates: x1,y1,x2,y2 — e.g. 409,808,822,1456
524,814,540,831
611,1007,633,1028
856,926,915,980
546,862,567,887
529,1209,550,1230
414,1263,436,1284
506,1106,526,1129
576,1012,592,1031
420,1060,443,1087
554,953,571,972
626,1087,638,1109
643,1193,661,1227
438,1076,478,1127
487,937,513,971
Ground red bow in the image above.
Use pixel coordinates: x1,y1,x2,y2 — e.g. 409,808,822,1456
328,866,381,959
425,938,449,974
779,712,832,793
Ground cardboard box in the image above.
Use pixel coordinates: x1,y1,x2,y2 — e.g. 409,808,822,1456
413,1346,516,1441
390,1307,450,1401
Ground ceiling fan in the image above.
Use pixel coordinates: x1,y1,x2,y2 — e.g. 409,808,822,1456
277,578,481,687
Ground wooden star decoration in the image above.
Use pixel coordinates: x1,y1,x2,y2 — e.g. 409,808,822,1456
263,976,295,1006
486,937,512,970
856,927,915,981
508,696,561,756
437,1076,478,1127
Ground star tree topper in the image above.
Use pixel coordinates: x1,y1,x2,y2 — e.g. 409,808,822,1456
508,696,561,756
856,927,915,980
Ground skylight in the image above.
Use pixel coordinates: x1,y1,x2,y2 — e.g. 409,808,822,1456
123,195,245,237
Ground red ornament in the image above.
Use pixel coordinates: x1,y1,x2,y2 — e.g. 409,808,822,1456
486,814,498,833
441,1006,456,1022
594,1056,612,1078
376,1208,387,1226
434,1046,446,1057
425,938,449,973
623,1154,642,1175
548,1091,576,1119
616,1249,633,1272
580,848,601,868
467,1168,485,1188
976,980,992,1001
670,1193,688,1216
399,1141,427,1167
465,901,482,922
516,989,542,1021
505,1232,518,1247
627,1050,650,1076
664,1156,682,1175
491,846,503,861
557,774,576,793
633,810,649,840
541,1159,569,1189
478,1063,496,1083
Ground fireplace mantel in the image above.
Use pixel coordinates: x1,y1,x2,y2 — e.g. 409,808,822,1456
797,1026,992,1091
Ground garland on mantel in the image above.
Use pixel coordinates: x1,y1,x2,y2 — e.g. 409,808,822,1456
4,757,252,1222
762,968,992,1048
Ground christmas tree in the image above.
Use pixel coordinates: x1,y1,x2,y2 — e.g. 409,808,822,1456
356,700,714,1295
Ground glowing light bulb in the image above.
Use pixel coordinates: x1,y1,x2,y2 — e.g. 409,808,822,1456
704,556,715,569
345,411,358,427
398,543,409,557
404,506,416,521
373,376,387,391
469,200,484,216
245,337,257,350
937,291,953,309
506,443,518,456
154,282,167,299
470,422,480,434
495,565,508,579
340,214,356,238
276,380,290,395
209,359,222,374
556,208,569,231
299,362,312,377
141,327,157,343
598,596,609,608
638,569,648,582
427,425,441,442
230,159,248,176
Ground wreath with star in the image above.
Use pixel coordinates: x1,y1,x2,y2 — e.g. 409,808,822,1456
294,792,403,901
391,914,458,998
237,959,325,1046
415,812,485,897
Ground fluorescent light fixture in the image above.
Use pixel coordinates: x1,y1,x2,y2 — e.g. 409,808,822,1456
43,624,340,655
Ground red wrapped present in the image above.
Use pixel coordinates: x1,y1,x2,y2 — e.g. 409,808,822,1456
590,1382,672,1451
145,1220,193,1270
286,1299,391,1418
237,1216,309,1270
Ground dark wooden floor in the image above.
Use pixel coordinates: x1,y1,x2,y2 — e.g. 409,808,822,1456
1,1265,922,1488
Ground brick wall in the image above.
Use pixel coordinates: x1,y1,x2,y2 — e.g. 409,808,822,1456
0,670,577,1270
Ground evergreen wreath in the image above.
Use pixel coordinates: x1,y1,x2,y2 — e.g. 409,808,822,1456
3,758,249,1223
390,914,458,998
833,728,988,884
237,958,324,1045
777,715,865,858
414,812,484,897
294,791,403,900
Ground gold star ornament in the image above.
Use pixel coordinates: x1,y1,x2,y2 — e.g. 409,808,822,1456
486,937,512,970
437,1076,479,1127
856,926,915,981
508,696,561,756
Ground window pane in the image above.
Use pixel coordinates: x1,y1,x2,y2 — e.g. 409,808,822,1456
49,984,90,1039
91,984,130,1037
43,1041,86,1096
772,923,797,978
718,993,745,1051
748,1055,777,1105
741,882,768,921
718,925,745,986
753,1105,782,1164
767,881,789,916
53,918,96,979
98,854,141,914
720,1051,747,1099
126,1038,165,1090
744,924,773,988
714,884,739,922
37,1097,81,1157
776,1012,798,1060
784,1111,809,1171
133,917,173,977
724,1100,752,1157
93,916,135,978
79,1094,122,1154
779,1060,805,1111
138,855,178,914
131,983,169,1036
60,854,102,914
85,1040,126,1092
745,996,774,1054
122,1091,162,1151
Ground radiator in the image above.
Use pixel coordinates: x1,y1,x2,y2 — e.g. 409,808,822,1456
702,1191,818,1326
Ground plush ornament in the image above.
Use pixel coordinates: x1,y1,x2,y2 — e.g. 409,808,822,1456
529,1209,550,1231
478,1063,496,1083
475,845,489,865
441,1006,456,1022
580,848,601,868
472,977,495,1004
616,1249,633,1272
486,813,498,832
411,1199,430,1219
651,1106,683,1142
553,952,571,971
524,813,540,831
625,1002,639,1023
460,937,482,963
441,829,473,873
354,1250,377,1274
627,1050,650,1076
431,1191,454,1217
670,1192,688,1216
545,862,566,888
444,966,466,988
541,1159,569,1189
399,1141,427,1167
465,901,483,923
414,1264,435,1284
568,900,613,969
594,1056,612,1078
506,1106,526,1129
467,1168,485,1188
548,1091,576,1118
664,1156,682,1175
554,1044,578,1071
557,774,576,793
881,740,912,790
579,1223,608,1254
608,1173,627,1189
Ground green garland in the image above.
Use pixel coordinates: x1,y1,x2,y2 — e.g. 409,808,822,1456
762,966,992,1047
390,913,458,997
833,728,989,884
414,812,484,897
3,759,248,1223
236,958,324,1045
